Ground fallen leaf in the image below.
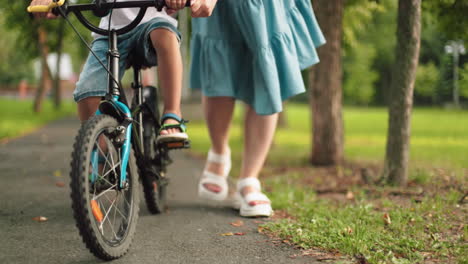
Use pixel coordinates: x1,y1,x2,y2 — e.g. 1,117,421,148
346,190,354,200
234,232,246,236
383,213,391,225
253,220,264,224
257,226,264,233
54,170,62,177
230,220,244,227
55,181,65,187
220,232,234,236
296,228,303,235
32,216,48,222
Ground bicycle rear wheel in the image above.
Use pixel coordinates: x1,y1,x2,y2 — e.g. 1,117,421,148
141,120,168,214
70,115,139,260
140,86,168,214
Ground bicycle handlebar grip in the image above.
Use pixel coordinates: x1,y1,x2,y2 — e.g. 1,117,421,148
27,0,65,13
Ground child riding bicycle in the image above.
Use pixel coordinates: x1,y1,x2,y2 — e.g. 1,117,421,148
28,0,218,143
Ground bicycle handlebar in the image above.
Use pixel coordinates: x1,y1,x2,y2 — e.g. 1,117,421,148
27,0,191,35
27,0,65,13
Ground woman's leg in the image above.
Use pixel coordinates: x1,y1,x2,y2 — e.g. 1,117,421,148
239,105,278,205
150,28,183,135
202,96,235,193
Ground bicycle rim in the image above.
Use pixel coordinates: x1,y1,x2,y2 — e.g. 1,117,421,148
70,115,139,260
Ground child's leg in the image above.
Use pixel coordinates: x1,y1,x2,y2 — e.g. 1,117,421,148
149,28,183,135
77,97,101,122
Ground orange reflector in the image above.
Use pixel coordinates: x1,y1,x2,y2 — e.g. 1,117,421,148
91,199,104,222
167,142,184,148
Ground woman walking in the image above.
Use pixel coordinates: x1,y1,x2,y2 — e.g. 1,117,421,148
190,0,326,217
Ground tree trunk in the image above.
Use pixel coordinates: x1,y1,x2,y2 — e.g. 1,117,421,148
309,0,344,166
382,0,421,186
52,22,65,110
34,26,52,113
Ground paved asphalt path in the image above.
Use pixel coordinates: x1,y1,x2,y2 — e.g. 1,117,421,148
0,118,319,264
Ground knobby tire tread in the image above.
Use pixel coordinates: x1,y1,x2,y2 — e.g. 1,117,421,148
70,115,139,260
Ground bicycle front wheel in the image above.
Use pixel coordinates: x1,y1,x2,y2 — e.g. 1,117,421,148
70,115,139,260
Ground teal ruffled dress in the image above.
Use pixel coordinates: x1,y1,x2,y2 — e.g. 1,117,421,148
190,0,326,115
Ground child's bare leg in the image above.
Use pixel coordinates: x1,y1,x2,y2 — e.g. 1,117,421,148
149,28,183,135
77,97,101,122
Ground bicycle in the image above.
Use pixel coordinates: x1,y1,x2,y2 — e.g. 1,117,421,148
28,0,191,260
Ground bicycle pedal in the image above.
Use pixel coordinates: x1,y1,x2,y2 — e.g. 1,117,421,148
159,140,190,150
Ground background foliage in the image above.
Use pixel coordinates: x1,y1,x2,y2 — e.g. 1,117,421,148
0,0,467,106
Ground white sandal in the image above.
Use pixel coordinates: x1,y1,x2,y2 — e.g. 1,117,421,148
235,177,273,217
198,148,231,201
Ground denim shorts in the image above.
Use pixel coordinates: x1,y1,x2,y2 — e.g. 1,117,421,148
73,17,181,102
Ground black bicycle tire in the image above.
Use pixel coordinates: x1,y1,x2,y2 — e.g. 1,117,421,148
70,115,140,260
140,86,167,214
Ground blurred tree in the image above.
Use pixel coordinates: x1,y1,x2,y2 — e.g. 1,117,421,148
414,62,439,104
0,1,58,112
52,22,66,109
34,25,54,113
343,42,378,105
459,63,468,99
342,0,382,105
0,13,35,86
309,0,344,166
342,0,383,50
382,0,421,186
0,0,94,111
423,0,468,42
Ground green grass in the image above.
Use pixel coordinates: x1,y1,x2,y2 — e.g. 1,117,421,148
187,103,468,263
189,104,468,170
262,175,466,263
0,98,76,140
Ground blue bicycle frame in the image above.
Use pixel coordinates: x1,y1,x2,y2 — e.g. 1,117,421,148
90,30,133,189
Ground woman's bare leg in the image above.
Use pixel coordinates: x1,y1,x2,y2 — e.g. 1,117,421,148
239,105,278,205
202,96,235,193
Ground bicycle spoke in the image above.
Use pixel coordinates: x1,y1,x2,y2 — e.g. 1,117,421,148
122,189,131,209
92,184,118,200
103,195,119,240
107,192,128,222
96,140,112,167
99,194,117,231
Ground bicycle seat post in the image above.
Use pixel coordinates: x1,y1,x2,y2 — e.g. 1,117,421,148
107,29,120,98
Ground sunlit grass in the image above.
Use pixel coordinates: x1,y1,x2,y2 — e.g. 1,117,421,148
187,103,468,263
0,98,76,140
189,104,468,169
263,174,466,263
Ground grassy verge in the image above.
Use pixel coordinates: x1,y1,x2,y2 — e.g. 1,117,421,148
187,103,467,263
0,98,76,140
263,175,466,263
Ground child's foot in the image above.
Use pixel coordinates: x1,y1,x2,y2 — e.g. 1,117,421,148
156,113,189,143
